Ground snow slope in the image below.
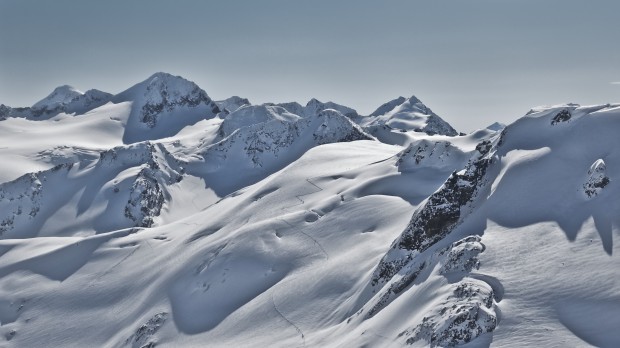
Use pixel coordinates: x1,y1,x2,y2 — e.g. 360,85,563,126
0,75,618,347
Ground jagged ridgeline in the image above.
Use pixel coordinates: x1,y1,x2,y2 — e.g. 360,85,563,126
1,74,619,347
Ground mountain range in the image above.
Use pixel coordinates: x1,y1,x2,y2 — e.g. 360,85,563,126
0,72,618,347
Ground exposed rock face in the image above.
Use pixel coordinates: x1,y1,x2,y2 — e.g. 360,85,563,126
217,104,300,138
0,164,72,236
361,134,503,346
400,280,497,347
365,234,488,316
124,169,165,228
0,104,11,120
200,108,372,169
304,98,359,119
1,87,113,120
312,109,370,144
125,312,168,348
363,95,457,136
396,140,467,172
100,142,184,227
372,138,497,287
550,109,572,125
369,96,408,117
583,159,610,198
134,73,220,128
215,96,251,114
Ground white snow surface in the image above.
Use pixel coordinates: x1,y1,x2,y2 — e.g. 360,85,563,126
0,75,619,347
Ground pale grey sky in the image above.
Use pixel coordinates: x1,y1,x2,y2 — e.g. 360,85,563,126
1,0,619,131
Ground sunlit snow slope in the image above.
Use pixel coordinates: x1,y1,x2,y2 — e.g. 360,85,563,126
0,73,618,347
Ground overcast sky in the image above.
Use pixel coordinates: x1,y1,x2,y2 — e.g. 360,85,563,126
1,0,619,131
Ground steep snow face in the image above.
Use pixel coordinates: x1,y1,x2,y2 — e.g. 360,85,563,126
215,96,250,114
364,95,458,136
114,72,221,143
217,104,300,138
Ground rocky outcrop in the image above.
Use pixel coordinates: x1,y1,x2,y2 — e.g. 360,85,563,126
125,312,168,348
396,140,467,172
215,96,250,114
550,109,572,125
399,280,497,347
583,159,610,198
100,142,184,227
372,138,497,287
363,95,458,136
0,164,72,236
200,108,372,169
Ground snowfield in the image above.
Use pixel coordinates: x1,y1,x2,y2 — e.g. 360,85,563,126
0,73,618,347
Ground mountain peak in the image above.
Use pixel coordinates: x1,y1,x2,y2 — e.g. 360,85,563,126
115,73,221,143
32,85,83,109
366,95,457,135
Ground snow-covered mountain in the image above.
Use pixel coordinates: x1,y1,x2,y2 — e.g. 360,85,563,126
0,74,618,348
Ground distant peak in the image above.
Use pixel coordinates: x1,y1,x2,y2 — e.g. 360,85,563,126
369,96,407,117
486,122,506,131
147,72,180,80
32,85,83,109
406,95,422,104
306,98,322,106
54,85,82,93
